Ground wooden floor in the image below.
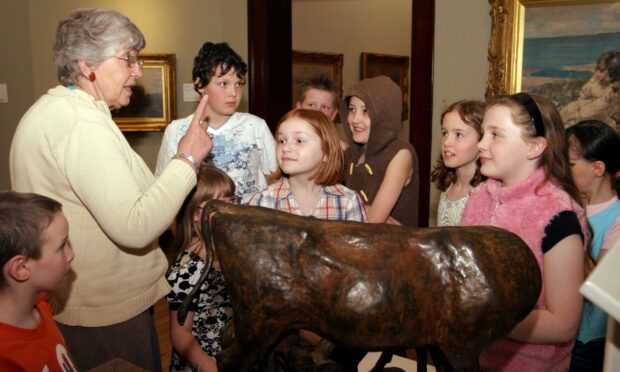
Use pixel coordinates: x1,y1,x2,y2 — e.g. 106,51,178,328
155,298,172,369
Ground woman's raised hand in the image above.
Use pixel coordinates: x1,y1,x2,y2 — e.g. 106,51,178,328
177,94,213,166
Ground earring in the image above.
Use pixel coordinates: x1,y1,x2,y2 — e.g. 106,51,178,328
89,72,96,82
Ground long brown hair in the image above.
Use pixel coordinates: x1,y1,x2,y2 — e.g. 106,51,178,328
172,164,235,255
431,100,485,191
486,93,584,209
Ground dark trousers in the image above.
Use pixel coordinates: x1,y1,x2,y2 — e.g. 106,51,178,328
57,307,162,372
568,338,605,372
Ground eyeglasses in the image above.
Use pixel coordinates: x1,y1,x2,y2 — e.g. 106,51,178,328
114,55,144,69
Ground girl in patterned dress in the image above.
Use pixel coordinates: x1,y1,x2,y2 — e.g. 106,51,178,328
431,100,485,226
166,165,236,372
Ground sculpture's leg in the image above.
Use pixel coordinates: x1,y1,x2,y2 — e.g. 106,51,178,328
427,346,455,372
217,340,245,371
370,351,393,371
371,349,410,371
430,343,480,372
416,346,428,372
217,329,285,372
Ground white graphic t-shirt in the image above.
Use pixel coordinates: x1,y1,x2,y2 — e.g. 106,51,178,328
156,112,277,197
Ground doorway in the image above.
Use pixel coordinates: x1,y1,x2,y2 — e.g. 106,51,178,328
247,0,434,226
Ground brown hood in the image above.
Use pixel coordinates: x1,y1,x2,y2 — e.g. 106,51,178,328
341,76,402,160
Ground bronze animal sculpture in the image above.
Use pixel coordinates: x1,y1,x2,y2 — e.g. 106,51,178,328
183,200,541,371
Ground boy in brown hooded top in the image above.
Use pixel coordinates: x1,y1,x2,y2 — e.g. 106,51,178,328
342,76,420,227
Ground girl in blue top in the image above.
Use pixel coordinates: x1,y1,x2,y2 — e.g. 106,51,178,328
567,120,620,372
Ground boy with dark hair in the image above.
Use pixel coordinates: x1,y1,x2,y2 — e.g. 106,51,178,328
296,74,339,121
156,42,277,197
0,191,76,371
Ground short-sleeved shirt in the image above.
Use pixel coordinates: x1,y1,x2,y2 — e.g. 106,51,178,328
155,112,278,197
588,196,620,252
0,293,77,371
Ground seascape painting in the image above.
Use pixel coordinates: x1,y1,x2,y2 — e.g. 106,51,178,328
521,2,620,130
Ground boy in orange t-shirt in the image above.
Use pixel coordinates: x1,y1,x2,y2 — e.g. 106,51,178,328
0,191,77,371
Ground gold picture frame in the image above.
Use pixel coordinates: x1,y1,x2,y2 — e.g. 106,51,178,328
112,53,177,132
292,50,344,116
486,0,620,99
361,53,410,121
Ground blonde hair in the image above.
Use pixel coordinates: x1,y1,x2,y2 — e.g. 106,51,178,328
297,74,339,108
277,109,344,185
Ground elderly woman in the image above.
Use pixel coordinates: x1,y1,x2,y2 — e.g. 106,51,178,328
10,9,212,371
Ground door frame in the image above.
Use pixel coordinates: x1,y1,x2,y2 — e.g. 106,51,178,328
248,0,434,226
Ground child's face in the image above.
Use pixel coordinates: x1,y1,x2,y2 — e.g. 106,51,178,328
347,96,371,144
28,212,74,291
478,105,536,186
441,111,480,169
568,144,596,200
296,89,338,121
198,66,244,122
594,69,609,84
276,117,324,180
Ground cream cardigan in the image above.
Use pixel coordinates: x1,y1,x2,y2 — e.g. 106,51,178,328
10,86,196,326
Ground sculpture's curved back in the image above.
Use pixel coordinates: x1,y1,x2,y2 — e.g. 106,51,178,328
198,200,541,372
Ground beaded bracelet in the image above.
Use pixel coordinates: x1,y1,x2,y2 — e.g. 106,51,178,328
174,152,199,172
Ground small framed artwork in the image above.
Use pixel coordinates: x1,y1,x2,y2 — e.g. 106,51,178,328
292,50,344,115
112,53,177,132
361,52,410,120
486,0,620,130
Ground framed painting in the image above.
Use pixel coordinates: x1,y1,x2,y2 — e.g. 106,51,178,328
112,53,177,132
486,0,620,129
361,52,410,120
292,50,344,117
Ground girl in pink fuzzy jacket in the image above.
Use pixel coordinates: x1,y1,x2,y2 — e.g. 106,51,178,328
461,93,589,372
